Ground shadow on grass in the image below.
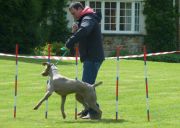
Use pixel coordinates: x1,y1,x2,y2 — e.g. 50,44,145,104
64,118,128,124
0,56,74,65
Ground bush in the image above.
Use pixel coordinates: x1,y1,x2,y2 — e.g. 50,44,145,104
109,49,130,57
146,53,180,63
33,42,69,56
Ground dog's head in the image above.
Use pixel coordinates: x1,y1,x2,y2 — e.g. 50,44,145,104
41,62,58,76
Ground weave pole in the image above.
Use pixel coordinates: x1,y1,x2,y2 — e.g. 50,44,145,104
45,44,51,119
116,46,120,120
143,45,150,122
14,44,18,118
75,46,78,120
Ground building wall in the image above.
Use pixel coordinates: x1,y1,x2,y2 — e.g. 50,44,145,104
103,34,144,56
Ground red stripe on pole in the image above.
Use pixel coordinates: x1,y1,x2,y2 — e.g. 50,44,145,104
116,47,120,57
75,47,78,65
48,44,51,62
146,79,149,98
116,78,119,98
143,46,147,61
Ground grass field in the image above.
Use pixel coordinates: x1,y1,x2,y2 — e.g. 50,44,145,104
0,56,179,128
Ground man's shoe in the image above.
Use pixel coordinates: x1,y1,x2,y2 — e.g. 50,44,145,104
81,113,90,119
77,110,89,117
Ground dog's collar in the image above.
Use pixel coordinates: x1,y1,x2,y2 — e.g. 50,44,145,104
50,64,58,70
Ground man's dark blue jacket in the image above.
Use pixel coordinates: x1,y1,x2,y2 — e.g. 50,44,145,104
65,9,104,62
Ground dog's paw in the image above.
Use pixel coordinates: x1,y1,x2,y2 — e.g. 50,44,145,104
62,113,66,119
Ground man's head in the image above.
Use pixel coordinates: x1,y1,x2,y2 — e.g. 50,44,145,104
69,2,84,20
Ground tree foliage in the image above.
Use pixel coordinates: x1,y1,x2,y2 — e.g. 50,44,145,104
0,0,69,54
143,0,177,52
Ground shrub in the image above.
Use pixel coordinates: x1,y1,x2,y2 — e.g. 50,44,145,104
33,42,69,56
109,49,130,57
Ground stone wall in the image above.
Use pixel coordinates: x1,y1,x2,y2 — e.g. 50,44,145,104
102,34,144,56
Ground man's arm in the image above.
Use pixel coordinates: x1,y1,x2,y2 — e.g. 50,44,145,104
65,17,95,49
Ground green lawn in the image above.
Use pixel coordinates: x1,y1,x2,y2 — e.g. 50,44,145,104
0,56,179,128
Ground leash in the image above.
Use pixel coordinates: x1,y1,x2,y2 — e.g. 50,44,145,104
55,47,69,65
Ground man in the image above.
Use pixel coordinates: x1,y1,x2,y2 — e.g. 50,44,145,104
65,2,104,119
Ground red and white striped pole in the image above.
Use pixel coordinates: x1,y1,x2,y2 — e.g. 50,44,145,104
116,46,120,120
14,44,18,118
45,44,51,119
143,45,150,122
75,46,78,120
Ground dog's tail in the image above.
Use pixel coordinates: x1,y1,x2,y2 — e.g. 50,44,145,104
93,81,103,88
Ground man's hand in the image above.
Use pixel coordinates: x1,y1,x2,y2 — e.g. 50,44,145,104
72,23,78,33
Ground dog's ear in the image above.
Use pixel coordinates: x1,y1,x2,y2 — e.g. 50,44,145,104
42,62,50,66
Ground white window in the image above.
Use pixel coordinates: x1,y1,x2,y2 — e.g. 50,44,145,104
75,0,142,34
89,1,102,29
79,1,85,7
135,2,140,31
89,1,101,13
119,2,132,31
104,2,116,31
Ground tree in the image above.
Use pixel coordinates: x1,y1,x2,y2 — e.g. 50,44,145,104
0,0,41,53
48,0,70,42
0,0,69,54
143,0,177,52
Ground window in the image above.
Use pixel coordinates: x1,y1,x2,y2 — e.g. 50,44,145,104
119,2,132,31
89,1,101,13
89,1,102,28
75,1,142,34
135,2,140,31
79,1,85,7
104,2,116,30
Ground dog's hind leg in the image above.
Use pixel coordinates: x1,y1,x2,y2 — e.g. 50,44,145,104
75,94,88,110
61,95,67,119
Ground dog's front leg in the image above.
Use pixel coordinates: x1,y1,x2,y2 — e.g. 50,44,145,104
61,95,66,119
34,91,52,110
